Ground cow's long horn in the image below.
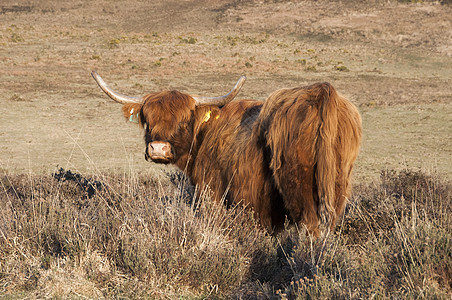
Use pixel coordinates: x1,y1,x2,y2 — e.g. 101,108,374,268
193,76,246,106
91,71,143,104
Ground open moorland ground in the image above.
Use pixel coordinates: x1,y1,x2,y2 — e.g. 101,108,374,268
0,0,451,181
0,0,451,299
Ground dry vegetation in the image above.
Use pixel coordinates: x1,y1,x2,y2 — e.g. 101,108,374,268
1,0,451,298
0,0,451,181
0,168,450,298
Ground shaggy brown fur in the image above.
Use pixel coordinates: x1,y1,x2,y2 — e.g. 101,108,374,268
121,82,362,236
256,83,362,235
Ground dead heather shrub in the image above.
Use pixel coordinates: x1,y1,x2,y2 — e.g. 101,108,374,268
341,169,450,244
0,168,450,298
233,169,451,299
0,169,273,298
280,169,451,299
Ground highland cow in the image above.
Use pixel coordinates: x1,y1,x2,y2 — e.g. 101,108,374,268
92,71,362,236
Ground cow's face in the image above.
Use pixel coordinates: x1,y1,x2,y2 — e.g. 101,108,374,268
121,91,219,168
131,91,195,165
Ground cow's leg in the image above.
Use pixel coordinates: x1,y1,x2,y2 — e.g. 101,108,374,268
232,164,286,233
273,159,320,237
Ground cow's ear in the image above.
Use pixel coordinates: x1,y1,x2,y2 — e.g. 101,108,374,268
193,106,220,140
122,103,143,125
194,106,220,127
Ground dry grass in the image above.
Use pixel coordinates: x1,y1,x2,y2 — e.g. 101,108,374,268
1,1,451,181
0,168,450,299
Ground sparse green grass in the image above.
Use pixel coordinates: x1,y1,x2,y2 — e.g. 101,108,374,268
0,168,450,298
335,64,349,72
179,36,197,45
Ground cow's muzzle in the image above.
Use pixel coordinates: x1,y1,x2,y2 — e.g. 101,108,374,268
146,141,173,164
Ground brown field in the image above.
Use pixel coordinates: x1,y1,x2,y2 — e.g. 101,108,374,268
1,0,451,181
0,0,451,299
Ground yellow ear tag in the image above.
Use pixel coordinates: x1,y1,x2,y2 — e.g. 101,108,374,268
202,110,212,123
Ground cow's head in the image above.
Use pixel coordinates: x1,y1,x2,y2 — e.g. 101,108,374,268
91,71,245,168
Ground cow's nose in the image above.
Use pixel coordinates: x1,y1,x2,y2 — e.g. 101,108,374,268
147,141,173,162
150,142,170,154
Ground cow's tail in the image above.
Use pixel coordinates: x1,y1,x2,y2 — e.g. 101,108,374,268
315,82,339,231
